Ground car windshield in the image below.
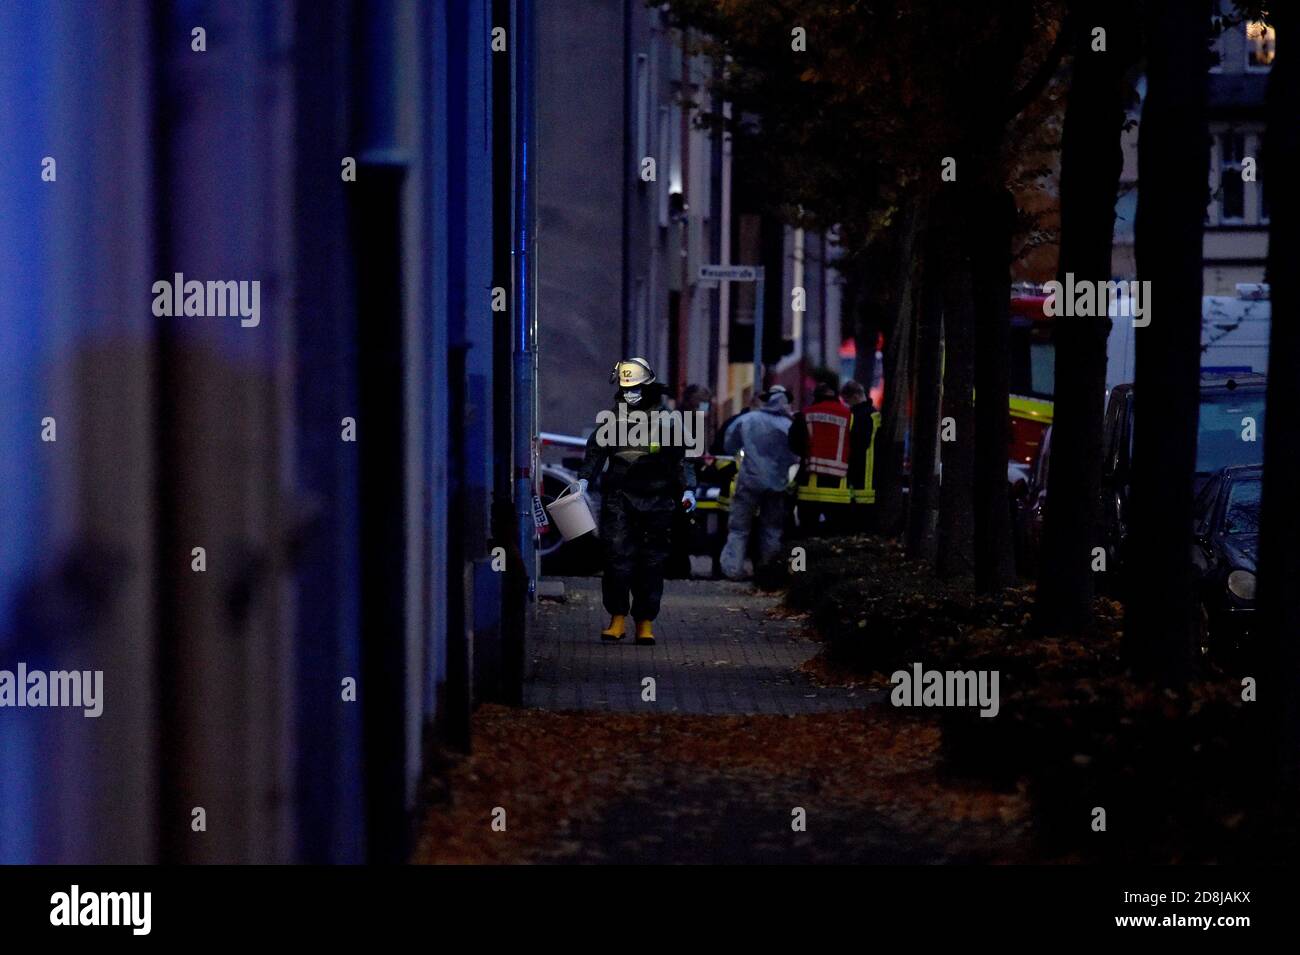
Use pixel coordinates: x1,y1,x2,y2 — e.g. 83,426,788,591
1196,391,1266,473
1010,322,1055,400
1223,477,1262,536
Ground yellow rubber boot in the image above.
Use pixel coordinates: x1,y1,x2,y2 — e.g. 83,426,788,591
600,614,627,641
634,619,655,645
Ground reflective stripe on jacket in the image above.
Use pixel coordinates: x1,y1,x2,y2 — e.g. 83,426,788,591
797,474,852,504
848,410,880,505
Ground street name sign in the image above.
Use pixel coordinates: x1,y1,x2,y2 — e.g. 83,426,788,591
698,264,761,282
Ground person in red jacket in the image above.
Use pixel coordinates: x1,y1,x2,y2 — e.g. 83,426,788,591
789,382,852,535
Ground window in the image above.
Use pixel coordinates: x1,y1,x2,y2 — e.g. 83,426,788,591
1218,133,1245,222
1192,475,1220,538
1246,21,1275,70
1223,477,1262,536
1196,391,1265,474
1029,340,1055,398
1009,320,1054,401
1209,130,1269,226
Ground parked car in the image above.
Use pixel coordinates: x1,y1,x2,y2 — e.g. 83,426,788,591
1191,464,1261,656
1013,423,1051,574
1098,371,1266,576
1014,372,1267,580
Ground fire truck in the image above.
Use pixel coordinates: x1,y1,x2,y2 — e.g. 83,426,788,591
1008,286,1056,486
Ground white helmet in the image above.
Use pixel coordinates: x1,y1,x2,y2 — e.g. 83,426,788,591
610,357,657,388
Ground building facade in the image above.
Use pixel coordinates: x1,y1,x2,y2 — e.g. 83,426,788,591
0,0,532,864
536,0,845,444
1113,8,1274,293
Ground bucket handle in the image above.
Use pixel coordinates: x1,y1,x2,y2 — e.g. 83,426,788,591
555,480,584,501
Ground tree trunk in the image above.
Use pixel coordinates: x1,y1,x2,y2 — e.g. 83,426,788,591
1123,0,1210,683
939,0,1033,588
1257,6,1300,788
968,184,1017,590
873,199,922,537
850,274,881,393
907,220,945,563
935,225,976,578
1036,2,1133,634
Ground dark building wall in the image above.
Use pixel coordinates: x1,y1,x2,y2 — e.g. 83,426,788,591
0,0,159,865
536,0,626,436
0,0,515,864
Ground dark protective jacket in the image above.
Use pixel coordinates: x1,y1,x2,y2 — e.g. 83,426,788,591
846,399,876,489
577,390,696,510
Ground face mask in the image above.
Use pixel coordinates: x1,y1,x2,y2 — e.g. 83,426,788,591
698,402,710,413
623,387,643,406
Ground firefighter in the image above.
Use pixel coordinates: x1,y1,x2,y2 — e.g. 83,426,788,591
840,379,877,532
719,385,799,580
576,357,697,645
789,381,852,535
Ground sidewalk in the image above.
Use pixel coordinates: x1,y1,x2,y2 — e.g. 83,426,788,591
526,576,880,715
414,574,1034,863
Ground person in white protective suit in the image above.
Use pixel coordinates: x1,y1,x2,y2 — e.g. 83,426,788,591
719,386,799,580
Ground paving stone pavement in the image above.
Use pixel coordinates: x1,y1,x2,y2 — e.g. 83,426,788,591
525,575,883,714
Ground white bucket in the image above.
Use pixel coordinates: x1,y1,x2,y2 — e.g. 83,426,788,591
545,481,597,541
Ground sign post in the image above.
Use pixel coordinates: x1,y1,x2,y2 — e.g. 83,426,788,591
698,264,766,396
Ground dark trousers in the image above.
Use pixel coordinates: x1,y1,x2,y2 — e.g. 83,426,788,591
796,500,850,536
600,489,674,620
847,501,872,533
794,473,852,537
664,507,694,579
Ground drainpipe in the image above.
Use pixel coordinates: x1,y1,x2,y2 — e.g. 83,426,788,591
512,0,537,604
621,0,632,357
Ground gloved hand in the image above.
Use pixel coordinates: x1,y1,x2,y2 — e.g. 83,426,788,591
577,478,589,496
681,489,697,513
